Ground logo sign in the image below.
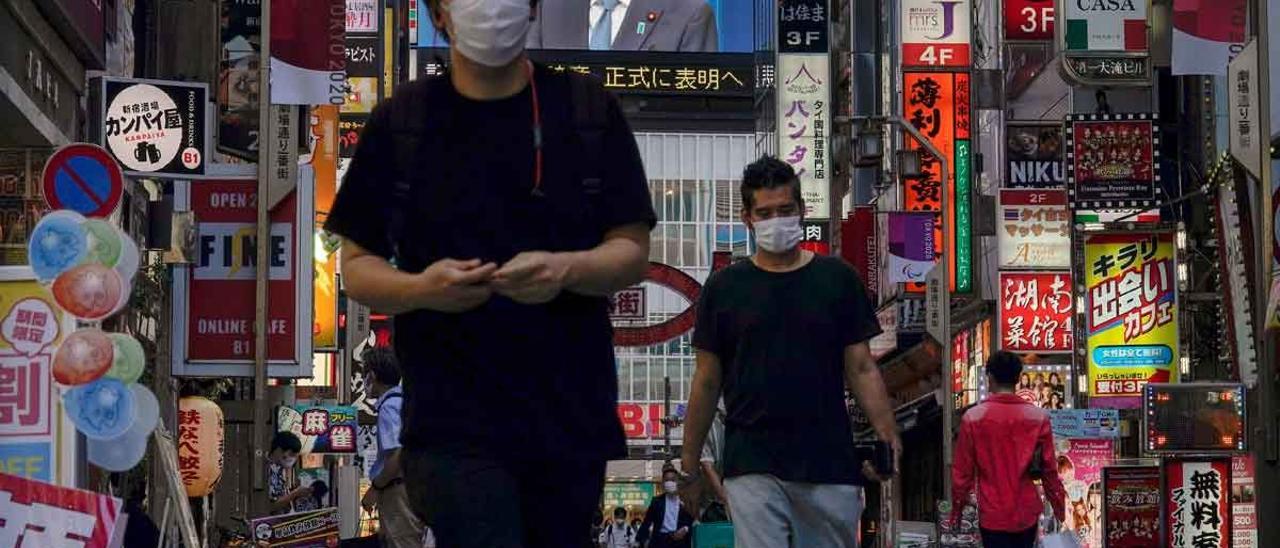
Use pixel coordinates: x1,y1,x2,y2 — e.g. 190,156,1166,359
998,190,1070,268
998,271,1073,353
1084,232,1178,407
269,0,347,105
778,0,830,53
171,174,315,378
1066,114,1159,210
618,402,678,443
1101,465,1162,548
1005,0,1056,40
841,206,879,303
903,72,972,292
1063,0,1148,52
99,78,208,177
40,144,123,218
1006,123,1065,188
0,472,124,548
613,263,701,348
778,54,831,219
901,0,972,67
1229,41,1262,180
278,404,357,454
249,508,340,547
608,287,647,321
888,212,935,283
1164,459,1231,548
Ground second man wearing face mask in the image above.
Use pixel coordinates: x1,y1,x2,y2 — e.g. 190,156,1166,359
637,468,696,548
678,156,901,547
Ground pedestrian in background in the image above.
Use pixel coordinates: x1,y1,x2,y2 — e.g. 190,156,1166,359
358,348,427,547
950,351,1067,548
598,506,638,548
266,431,312,515
636,468,695,548
679,156,900,547
697,400,730,522
325,0,655,544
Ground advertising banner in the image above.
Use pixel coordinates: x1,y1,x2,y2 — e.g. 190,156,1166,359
1059,438,1114,548
1164,458,1231,548
270,0,346,105
998,189,1070,268
887,212,935,283
1012,363,1071,409
901,0,972,67
310,106,339,350
99,78,208,177
1051,409,1120,438
1006,123,1065,188
1231,455,1258,548
171,173,315,378
841,206,879,303
278,404,357,454
219,0,261,160
777,54,830,219
903,71,972,292
602,483,657,512
998,271,1074,353
1171,0,1246,75
1101,465,1162,548
1066,114,1159,210
0,472,123,547
1005,0,1056,40
249,508,340,547
1084,232,1178,406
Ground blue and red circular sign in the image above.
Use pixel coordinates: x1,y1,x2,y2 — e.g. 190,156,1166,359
42,144,124,219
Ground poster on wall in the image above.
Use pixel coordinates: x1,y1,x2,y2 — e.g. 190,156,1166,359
1051,409,1119,438
218,0,261,161
171,171,315,378
998,271,1074,353
98,77,208,177
1014,363,1071,409
1101,465,1162,548
1059,438,1115,548
999,190,1070,268
1006,124,1065,188
901,0,972,67
1232,455,1258,548
1066,114,1159,210
903,71,972,292
1164,458,1231,548
1084,232,1178,407
777,54,830,220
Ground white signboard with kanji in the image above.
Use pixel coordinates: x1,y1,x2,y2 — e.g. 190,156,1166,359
777,54,830,219
998,189,1071,269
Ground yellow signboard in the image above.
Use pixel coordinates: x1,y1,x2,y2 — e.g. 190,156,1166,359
1084,232,1179,407
311,106,339,350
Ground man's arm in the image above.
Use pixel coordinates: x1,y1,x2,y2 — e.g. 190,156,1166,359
1039,417,1068,522
371,449,402,489
635,500,659,544
681,3,720,52
843,342,900,454
490,223,650,304
700,461,729,505
340,240,496,314
950,417,976,522
680,350,723,472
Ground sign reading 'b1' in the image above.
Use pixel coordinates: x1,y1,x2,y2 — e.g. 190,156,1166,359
901,0,972,67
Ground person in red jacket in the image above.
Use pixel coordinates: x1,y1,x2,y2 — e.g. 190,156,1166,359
950,351,1067,548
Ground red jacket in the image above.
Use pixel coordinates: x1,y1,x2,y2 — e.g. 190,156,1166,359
950,393,1067,532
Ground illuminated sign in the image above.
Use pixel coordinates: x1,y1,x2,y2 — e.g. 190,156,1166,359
901,0,973,67
1144,383,1246,454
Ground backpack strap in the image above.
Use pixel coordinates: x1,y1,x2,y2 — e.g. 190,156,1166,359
567,72,610,186
383,79,445,264
374,392,402,416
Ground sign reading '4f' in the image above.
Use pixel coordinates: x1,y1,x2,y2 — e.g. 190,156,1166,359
901,0,972,67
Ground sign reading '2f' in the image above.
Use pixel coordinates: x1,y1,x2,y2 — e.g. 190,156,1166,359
901,0,972,67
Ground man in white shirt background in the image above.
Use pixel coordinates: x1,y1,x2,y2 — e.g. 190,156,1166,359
528,0,718,52
636,467,696,548
358,348,427,547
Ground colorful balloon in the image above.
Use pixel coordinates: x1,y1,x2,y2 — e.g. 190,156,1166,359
105,333,145,384
51,263,126,320
53,329,114,385
81,219,122,268
113,226,140,282
29,211,87,282
86,385,158,472
64,378,135,440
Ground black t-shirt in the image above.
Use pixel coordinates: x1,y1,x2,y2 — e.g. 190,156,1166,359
324,65,656,460
693,255,882,484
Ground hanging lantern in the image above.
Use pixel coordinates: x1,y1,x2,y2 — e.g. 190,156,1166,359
178,397,225,497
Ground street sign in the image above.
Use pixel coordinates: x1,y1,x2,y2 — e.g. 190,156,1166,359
41,144,124,218
1229,41,1262,180
926,265,945,342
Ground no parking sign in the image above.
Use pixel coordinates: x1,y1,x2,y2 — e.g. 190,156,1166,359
41,144,123,218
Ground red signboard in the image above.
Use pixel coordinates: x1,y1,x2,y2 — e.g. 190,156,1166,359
1102,465,1162,548
842,206,879,303
0,472,124,547
1004,0,1056,41
998,271,1074,353
903,71,971,293
1165,458,1231,548
1232,455,1258,548
618,402,665,440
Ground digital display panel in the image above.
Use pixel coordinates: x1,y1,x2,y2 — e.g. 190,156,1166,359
1144,383,1246,454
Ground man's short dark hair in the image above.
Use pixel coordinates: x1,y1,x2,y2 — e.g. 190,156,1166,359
424,0,542,40
271,431,302,453
614,506,627,518
362,347,402,387
986,351,1024,387
741,155,802,212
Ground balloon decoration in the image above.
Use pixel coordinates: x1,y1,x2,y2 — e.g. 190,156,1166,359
52,328,114,385
64,378,136,440
87,385,159,471
178,397,225,497
29,211,136,321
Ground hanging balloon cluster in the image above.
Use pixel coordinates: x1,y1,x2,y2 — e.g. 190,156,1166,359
28,149,156,472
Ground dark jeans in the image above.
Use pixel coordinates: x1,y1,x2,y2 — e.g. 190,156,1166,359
401,446,606,548
979,526,1038,548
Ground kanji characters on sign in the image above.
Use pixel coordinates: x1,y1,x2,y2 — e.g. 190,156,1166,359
0,355,49,437
609,288,647,321
999,272,1074,353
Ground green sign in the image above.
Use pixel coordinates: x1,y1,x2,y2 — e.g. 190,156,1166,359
955,140,971,292
602,482,657,511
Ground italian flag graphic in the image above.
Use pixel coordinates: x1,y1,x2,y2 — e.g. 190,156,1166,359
1066,18,1148,51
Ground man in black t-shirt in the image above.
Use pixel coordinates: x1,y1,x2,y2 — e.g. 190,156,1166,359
678,156,900,547
323,0,655,546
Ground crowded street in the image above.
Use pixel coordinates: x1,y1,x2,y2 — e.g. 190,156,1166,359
0,0,1277,546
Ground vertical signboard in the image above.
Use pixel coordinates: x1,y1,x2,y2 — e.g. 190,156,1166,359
901,0,973,67
903,71,971,292
1102,466,1162,548
777,0,830,220
1059,438,1114,548
1164,459,1231,548
1231,455,1258,548
1066,114,1159,210
219,0,263,161
1083,232,1178,407
311,106,340,350
997,271,1074,353
1228,41,1262,180
841,206,879,303
887,212,936,283
346,0,379,33
998,189,1071,268
171,174,315,378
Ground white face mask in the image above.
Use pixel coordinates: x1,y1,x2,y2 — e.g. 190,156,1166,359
445,0,532,67
281,456,297,468
752,215,803,254
663,480,678,494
